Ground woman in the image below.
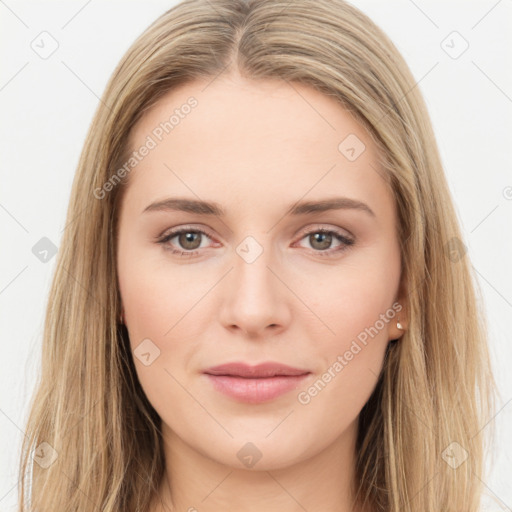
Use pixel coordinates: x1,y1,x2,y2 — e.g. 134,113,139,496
18,0,495,511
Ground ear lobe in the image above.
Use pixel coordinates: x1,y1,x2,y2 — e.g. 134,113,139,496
388,313,407,342
395,299,408,331
390,281,408,340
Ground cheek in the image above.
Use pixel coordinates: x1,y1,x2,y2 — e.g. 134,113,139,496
295,248,400,409
118,246,211,342
118,261,206,422
295,282,393,435
117,245,207,396
303,255,400,347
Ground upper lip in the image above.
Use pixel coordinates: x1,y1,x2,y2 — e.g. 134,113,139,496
204,362,310,378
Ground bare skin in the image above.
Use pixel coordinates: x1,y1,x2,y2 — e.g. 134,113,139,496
116,70,407,512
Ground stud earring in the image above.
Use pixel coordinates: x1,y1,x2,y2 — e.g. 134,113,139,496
397,320,403,330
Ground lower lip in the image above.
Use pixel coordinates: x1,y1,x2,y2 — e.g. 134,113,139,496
204,374,310,404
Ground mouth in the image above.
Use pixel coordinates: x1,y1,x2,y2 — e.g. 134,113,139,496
203,361,311,404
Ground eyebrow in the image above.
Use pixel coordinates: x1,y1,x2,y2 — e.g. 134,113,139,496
142,196,375,218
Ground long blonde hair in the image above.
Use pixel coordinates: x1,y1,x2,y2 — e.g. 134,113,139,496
18,0,496,510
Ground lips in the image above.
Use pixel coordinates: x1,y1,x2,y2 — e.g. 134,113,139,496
204,361,310,378
203,362,311,404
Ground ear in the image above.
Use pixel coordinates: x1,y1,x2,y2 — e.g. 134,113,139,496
388,276,409,341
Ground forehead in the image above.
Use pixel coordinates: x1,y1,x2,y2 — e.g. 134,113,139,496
122,74,390,219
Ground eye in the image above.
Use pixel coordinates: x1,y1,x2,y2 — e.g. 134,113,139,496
156,226,216,257
295,227,354,257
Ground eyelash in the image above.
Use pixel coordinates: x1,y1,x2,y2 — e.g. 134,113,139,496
156,225,355,258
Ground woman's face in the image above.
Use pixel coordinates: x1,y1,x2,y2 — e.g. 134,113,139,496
116,73,405,470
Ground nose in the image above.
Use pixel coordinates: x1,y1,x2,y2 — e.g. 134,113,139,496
218,240,291,338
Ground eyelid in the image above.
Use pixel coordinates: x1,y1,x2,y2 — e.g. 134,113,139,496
295,223,354,241
157,224,218,242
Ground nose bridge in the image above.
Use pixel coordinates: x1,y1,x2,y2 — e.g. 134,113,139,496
219,233,289,334
233,233,279,305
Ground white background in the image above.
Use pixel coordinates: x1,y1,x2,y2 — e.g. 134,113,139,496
1,1,511,510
